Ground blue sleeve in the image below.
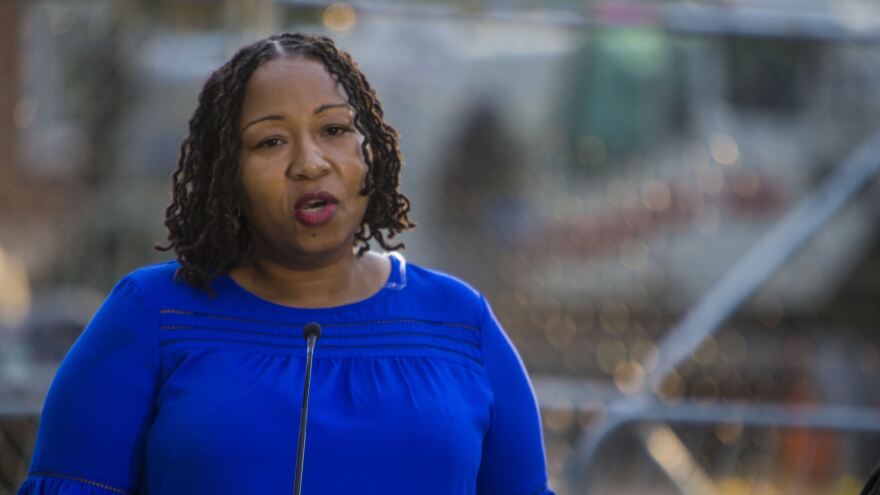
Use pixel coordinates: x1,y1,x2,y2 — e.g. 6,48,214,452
476,295,555,495
18,276,159,495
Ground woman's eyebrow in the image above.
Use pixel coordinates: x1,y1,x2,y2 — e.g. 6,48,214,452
241,103,349,132
313,102,349,114
241,114,284,132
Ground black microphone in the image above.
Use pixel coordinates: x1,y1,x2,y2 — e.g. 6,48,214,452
293,322,321,495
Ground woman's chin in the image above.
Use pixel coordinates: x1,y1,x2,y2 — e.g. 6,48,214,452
282,237,357,262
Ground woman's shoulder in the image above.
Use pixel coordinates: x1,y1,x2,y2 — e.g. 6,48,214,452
116,259,212,304
405,261,480,297
122,259,182,290
395,256,489,324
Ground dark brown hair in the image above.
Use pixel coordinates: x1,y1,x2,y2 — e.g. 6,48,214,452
156,32,415,292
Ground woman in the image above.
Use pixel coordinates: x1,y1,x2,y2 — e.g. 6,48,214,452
18,33,554,494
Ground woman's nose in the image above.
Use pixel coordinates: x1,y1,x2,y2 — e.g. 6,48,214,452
287,138,330,180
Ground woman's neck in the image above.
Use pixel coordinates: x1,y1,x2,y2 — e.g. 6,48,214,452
228,250,389,309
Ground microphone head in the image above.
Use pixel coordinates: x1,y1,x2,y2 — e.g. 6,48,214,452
303,322,322,340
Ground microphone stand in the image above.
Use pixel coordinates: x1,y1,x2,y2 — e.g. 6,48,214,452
294,322,321,495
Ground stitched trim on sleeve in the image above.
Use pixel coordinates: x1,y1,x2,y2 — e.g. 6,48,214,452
28,471,129,494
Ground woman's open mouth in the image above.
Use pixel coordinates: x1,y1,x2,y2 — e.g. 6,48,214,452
294,192,338,226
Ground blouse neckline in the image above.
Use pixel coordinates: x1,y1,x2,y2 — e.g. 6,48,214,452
216,252,405,315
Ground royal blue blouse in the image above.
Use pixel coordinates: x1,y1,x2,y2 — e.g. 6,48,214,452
18,253,554,495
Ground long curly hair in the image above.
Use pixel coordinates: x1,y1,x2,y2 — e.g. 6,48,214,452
156,33,415,292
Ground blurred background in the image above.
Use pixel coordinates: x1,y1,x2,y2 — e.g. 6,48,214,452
2,0,880,493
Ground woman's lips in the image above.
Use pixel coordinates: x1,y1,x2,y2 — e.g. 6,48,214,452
294,191,338,226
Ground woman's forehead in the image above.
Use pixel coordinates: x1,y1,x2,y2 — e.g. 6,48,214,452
244,57,348,104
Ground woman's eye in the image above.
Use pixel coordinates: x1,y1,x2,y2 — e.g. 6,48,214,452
324,125,350,137
257,137,283,148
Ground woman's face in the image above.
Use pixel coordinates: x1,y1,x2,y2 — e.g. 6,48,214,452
237,56,370,265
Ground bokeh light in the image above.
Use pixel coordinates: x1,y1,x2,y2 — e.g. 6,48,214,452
642,179,672,211
0,247,31,329
322,3,357,32
710,133,740,166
